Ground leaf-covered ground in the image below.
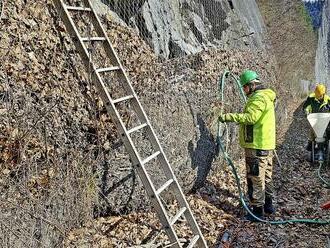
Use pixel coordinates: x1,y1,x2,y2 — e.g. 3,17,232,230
64,102,330,247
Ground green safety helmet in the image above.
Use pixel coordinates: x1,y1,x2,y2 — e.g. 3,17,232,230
239,70,259,87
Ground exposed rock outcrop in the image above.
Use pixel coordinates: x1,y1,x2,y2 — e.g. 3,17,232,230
231,0,266,48
98,0,266,58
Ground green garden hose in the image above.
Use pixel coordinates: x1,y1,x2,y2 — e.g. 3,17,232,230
217,70,330,224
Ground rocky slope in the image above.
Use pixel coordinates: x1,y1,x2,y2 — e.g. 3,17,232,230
257,0,318,95
0,0,317,247
0,0,281,246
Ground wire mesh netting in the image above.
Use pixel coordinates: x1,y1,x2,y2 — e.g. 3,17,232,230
0,0,278,247
97,0,253,58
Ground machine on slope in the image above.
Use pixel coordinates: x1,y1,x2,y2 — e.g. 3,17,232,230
308,113,330,211
307,113,330,165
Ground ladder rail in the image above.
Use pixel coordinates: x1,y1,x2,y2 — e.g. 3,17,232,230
54,0,183,246
79,2,194,203
84,0,149,125
52,1,208,247
52,0,156,194
83,0,195,207
83,0,119,63
54,2,183,245
53,1,93,71
53,1,128,141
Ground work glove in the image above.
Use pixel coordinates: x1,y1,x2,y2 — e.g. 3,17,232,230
218,113,227,123
326,103,330,112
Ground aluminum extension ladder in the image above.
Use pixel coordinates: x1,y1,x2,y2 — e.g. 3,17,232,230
52,0,208,247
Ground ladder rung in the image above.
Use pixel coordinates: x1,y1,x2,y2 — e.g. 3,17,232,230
65,5,92,12
186,235,200,248
142,151,161,165
170,207,187,226
96,66,121,73
81,37,106,42
112,95,134,104
155,179,174,196
127,123,148,135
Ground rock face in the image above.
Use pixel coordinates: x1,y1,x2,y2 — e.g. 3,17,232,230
315,0,330,86
98,0,266,58
231,0,266,48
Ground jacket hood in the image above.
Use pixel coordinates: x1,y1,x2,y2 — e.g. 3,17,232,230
256,88,276,102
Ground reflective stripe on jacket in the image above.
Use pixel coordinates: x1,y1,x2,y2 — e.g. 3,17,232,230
222,88,276,150
303,93,330,113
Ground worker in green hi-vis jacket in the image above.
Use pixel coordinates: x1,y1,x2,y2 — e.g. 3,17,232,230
303,84,330,115
303,84,330,152
218,70,276,222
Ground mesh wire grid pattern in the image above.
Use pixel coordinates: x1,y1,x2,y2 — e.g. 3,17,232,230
94,0,236,58
0,0,269,247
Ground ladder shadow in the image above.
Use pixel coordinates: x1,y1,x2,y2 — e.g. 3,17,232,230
93,159,137,218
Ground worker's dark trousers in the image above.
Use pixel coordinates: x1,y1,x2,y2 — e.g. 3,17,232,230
245,148,274,207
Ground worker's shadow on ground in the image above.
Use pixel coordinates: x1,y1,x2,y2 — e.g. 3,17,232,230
188,114,240,216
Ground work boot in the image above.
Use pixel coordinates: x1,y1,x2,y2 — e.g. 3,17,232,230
245,206,264,222
264,197,275,214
